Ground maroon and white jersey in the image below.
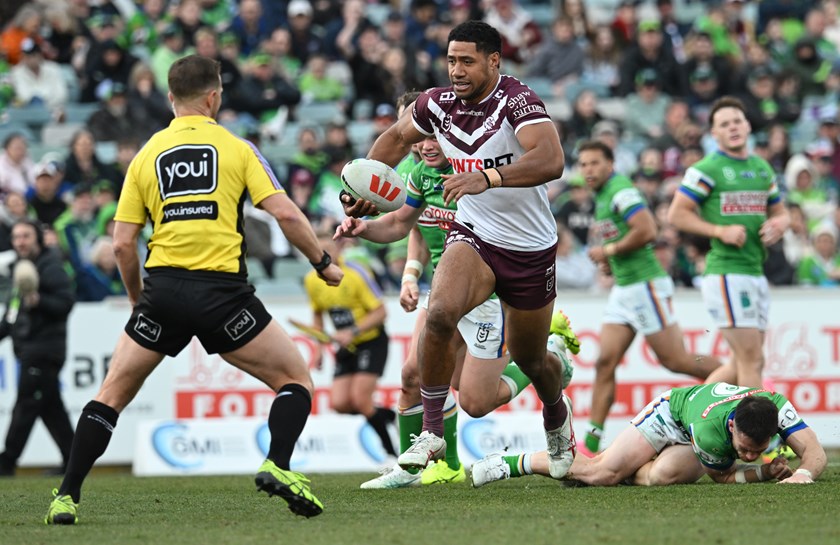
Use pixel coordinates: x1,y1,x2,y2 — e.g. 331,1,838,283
411,75,557,251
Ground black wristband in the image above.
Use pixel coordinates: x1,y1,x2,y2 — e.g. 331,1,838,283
311,251,332,273
480,169,491,188
339,189,357,205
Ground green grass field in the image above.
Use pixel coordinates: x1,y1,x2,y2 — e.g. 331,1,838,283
2,464,838,545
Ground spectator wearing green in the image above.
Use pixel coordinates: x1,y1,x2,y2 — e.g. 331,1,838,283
298,53,345,103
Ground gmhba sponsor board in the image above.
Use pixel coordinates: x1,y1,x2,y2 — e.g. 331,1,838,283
1,289,839,470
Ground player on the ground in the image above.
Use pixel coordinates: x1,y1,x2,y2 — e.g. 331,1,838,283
471,382,826,487
578,140,722,455
45,55,342,524
337,130,578,488
342,20,576,479
668,96,790,388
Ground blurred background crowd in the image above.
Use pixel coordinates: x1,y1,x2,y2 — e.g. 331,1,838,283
1,0,840,302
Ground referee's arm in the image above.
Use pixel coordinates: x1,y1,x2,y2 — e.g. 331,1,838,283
113,221,145,306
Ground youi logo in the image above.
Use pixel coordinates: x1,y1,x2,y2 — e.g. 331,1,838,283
155,144,218,199
152,422,204,470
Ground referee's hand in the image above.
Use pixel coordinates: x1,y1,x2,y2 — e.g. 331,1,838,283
318,263,343,286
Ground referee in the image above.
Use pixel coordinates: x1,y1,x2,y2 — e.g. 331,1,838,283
45,55,342,524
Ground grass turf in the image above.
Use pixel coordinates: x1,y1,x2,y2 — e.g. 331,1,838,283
2,464,838,545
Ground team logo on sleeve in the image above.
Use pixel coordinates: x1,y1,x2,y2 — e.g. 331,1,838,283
156,145,218,199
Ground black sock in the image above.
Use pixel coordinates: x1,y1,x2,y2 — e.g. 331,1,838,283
367,407,398,457
58,401,119,503
267,384,311,470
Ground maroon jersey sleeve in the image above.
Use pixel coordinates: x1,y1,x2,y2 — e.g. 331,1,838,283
503,78,551,133
412,90,437,135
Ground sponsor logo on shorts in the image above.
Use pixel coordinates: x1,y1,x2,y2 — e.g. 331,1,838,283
445,230,480,252
161,200,219,223
135,313,162,342
155,144,218,199
225,309,256,341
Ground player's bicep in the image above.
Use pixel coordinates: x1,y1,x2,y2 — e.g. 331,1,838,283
515,121,563,157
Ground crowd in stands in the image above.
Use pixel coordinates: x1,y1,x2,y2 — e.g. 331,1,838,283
1,0,840,300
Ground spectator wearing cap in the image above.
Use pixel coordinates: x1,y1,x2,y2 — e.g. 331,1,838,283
9,38,68,115
28,161,67,228
797,225,840,286
617,19,685,97
623,68,670,142
553,174,594,248
0,5,47,66
235,51,301,122
62,129,121,189
86,81,138,143
225,0,276,57
526,16,584,94
287,0,323,66
738,66,781,132
150,24,194,91
371,103,398,143
485,0,543,70
0,133,36,198
53,182,100,274
81,37,139,104
682,30,735,96
686,64,720,126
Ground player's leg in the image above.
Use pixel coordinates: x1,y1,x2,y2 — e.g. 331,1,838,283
401,243,493,468
47,333,165,524
630,445,705,486
221,319,323,517
350,372,397,458
704,361,738,384
586,323,635,455
457,355,511,417
720,328,764,387
646,323,722,380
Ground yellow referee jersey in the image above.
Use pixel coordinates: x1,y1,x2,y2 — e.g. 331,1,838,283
303,259,384,344
115,115,284,274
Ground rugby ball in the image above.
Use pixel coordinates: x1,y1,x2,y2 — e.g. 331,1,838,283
340,158,407,213
13,259,39,295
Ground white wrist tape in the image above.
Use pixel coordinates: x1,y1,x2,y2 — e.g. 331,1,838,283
735,469,748,483
795,468,813,480
405,259,424,274
401,273,418,285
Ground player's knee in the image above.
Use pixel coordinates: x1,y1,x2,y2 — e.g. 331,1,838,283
401,359,419,386
594,355,619,375
458,392,493,418
424,305,459,339
330,398,353,414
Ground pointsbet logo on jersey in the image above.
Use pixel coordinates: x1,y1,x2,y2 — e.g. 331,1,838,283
155,144,219,199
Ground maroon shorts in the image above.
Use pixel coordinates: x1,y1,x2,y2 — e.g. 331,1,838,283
445,222,557,310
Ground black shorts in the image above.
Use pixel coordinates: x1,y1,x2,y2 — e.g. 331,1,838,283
125,269,272,356
334,330,389,378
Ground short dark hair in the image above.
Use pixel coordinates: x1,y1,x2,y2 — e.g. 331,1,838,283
12,218,45,247
168,55,221,101
709,96,747,127
577,140,615,162
448,20,502,56
396,91,422,112
733,396,779,443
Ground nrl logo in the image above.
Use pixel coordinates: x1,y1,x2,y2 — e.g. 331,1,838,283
722,166,736,181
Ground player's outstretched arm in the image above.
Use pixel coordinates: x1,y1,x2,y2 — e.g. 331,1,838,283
778,427,827,484
259,193,343,286
335,204,424,244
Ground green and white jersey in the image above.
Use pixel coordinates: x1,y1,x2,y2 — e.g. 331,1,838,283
395,154,420,185
668,383,806,470
680,152,781,276
594,174,665,286
405,161,456,269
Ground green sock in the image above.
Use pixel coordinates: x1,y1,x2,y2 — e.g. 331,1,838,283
585,422,604,453
500,362,532,400
443,405,460,470
502,454,532,478
398,406,423,475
